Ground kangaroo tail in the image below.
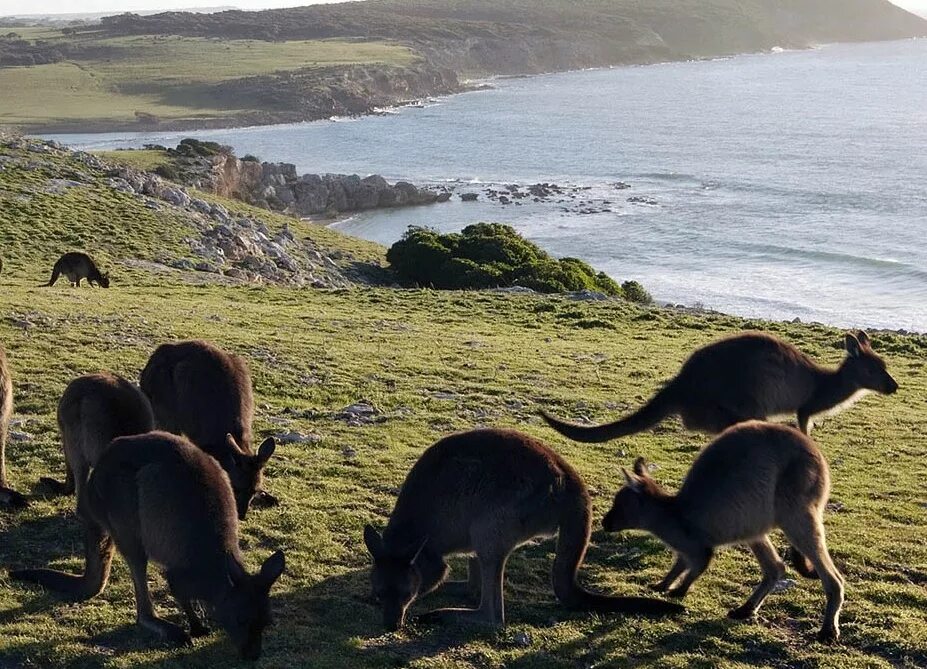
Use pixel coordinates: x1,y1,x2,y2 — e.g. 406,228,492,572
788,545,819,580
41,266,60,287
552,478,684,616
10,520,114,599
541,385,678,443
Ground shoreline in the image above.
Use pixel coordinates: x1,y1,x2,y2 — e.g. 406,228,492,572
18,42,856,137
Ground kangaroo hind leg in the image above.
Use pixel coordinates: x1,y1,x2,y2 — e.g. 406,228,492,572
781,513,844,643
727,536,785,620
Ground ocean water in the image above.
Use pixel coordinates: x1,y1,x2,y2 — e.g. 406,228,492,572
48,39,927,331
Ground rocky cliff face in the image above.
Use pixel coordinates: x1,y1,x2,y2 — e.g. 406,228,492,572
180,151,451,217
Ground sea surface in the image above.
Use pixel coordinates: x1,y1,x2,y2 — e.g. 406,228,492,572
48,39,927,331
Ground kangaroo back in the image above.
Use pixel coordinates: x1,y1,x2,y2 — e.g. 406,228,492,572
0,344,26,508
45,373,154,496
140,340,274,519
543,385,678,442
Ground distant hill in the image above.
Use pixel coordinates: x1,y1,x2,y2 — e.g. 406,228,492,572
2,0,923,132
100,0,927,75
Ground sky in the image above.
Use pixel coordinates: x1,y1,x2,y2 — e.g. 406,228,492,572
1,0,925,18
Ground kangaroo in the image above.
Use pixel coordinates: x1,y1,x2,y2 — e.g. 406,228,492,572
43,252,110,288
11,431,285,660
0,344,27,508
40,372,155,499
605,421,844,641
363,428,683,631
543,330,897,440
139,340,276,519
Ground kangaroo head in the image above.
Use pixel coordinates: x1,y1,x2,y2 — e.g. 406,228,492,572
363,525,427,631
214,550,285,661
841,331,898,395
225,434,276,520
98,272,111,288
603,457,664,532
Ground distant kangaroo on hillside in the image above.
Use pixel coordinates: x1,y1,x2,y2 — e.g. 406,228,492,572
11,431,285,660
543,331,897,440
604,421,844,642
41,372,154,499
0,344,27,508
43,252,110,288
363,428,683,631
140,340,276,519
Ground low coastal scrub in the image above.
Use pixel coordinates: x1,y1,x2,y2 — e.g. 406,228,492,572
387,223,652,302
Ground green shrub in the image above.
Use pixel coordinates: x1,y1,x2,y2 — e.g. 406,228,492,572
241,154,261,162
387,224,648,300
621,280,653,304
154,164,179,181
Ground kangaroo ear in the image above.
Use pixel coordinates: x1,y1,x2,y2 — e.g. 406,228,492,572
409,537,428,565
364,524,384,560
856,330,871,348
845,333,861,357
259,550,285,587
622,467,644,492
633,457,648,477
226,553,248,587
256,437,276,465
226,433,245,453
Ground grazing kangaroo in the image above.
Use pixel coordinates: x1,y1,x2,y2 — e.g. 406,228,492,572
363,428,683,631
543,330,897,440
43,252,110,288
0,344,27,508
41,372,154,499
140,340,276,519
11,431,285,660
605,421,844,642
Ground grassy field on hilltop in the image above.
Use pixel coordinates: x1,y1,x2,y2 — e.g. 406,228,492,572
0,30,416,131
0,140,925,668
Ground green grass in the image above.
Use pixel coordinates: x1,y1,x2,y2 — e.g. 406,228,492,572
0,33,415,128
93,150,172,172
0,140,925,668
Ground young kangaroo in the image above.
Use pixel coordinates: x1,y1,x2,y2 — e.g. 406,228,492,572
0,344,27,508
363,428,683,631
11,431,285,660
543,330,897,440
139,340,276,519
41,372,154,499
43,252,110,288
605,421,844,642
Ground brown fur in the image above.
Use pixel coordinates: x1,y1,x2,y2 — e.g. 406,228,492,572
41,372,154,499
363,428,683,631
11,431,285,660
0,344,27,508
605,421,844,642
43,252,110,288
139,340,276,519
543,330,897,440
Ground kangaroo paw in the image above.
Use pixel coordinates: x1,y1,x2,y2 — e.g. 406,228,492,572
727,605,756,620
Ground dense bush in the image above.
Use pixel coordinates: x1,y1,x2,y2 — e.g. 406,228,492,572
386,224,651,303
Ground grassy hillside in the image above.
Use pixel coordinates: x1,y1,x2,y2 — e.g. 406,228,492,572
0,31,417,131
0,140,926,668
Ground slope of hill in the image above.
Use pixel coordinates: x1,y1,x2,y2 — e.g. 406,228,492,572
0,133,926,669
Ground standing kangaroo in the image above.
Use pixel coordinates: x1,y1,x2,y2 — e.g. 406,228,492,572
41,372,154,499
11,431,285,660
43,252,110,288
605,421,844,642
0,344,27,508
140,340,276,519
543,330,897,440
363,428,683,631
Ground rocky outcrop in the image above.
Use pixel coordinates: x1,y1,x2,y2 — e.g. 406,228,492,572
176,149,451,217
0,138,375,288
